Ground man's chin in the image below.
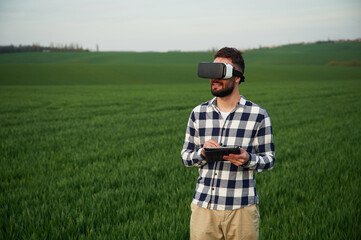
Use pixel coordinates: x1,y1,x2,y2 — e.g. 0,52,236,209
211,89,232,97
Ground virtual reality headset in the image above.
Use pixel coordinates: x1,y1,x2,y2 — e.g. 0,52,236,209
197,62,245,82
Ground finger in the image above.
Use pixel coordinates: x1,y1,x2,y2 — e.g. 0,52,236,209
223,155,246,166
227,159,243,166
223,155,241,162
204,142,215,148
208,140,221,147
205,140,221,148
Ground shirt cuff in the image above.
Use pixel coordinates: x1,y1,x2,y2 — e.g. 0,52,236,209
242,152,254,168
197,148,207,166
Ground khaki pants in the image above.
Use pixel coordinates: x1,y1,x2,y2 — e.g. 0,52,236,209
190,203,259,240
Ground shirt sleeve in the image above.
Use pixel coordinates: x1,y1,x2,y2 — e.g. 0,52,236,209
181,111,208,167
244,111,275,172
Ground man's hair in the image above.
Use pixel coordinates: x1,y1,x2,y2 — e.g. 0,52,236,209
214,47,245,73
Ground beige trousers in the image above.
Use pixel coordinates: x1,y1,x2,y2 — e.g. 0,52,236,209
190,203,259,240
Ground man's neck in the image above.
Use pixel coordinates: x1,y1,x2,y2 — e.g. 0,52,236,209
216,93,241,112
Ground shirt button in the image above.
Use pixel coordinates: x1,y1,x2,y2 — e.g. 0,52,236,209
212,188,215,190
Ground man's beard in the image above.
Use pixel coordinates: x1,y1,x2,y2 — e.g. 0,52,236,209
211,78,235,97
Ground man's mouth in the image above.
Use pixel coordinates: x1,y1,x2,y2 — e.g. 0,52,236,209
212,82,223,88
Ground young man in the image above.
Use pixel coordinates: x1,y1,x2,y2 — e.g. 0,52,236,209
181,47,275,240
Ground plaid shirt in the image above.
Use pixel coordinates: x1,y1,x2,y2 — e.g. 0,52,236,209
181,96,275,210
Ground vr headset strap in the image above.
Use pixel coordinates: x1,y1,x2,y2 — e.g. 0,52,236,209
233,69,245,82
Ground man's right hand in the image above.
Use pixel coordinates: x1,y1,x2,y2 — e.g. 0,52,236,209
202,139,221,157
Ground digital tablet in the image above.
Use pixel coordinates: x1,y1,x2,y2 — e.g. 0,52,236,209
204,147,240,162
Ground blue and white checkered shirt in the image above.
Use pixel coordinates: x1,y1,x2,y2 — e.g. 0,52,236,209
181,96,275,210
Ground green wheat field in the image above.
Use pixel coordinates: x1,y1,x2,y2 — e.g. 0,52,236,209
1,42,361,239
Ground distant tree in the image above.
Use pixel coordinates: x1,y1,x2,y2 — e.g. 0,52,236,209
0,43,90,53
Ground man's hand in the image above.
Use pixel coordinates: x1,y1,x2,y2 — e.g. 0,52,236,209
223,148,250,166
201,139,221,158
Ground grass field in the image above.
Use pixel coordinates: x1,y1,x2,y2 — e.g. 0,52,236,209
1,42,361,239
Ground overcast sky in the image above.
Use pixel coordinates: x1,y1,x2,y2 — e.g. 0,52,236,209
0,0,360,52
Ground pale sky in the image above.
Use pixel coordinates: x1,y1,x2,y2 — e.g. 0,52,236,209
0,0,360,52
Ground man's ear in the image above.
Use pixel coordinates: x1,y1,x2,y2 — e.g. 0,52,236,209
235,76,241,84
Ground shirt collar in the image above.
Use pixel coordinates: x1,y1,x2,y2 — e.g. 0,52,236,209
208,96,246,111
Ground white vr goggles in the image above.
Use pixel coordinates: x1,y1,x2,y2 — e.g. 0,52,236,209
197,62,245,82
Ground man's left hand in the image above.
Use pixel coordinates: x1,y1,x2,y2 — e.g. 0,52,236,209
223,148,250,166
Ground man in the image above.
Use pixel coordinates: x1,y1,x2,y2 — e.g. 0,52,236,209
181,47,275,240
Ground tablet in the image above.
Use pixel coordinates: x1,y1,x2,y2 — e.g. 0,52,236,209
204,147,240,162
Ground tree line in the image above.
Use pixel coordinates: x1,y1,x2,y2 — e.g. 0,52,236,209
0,43,90,54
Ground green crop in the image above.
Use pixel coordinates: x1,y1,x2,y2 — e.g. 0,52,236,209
1,42,361,239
